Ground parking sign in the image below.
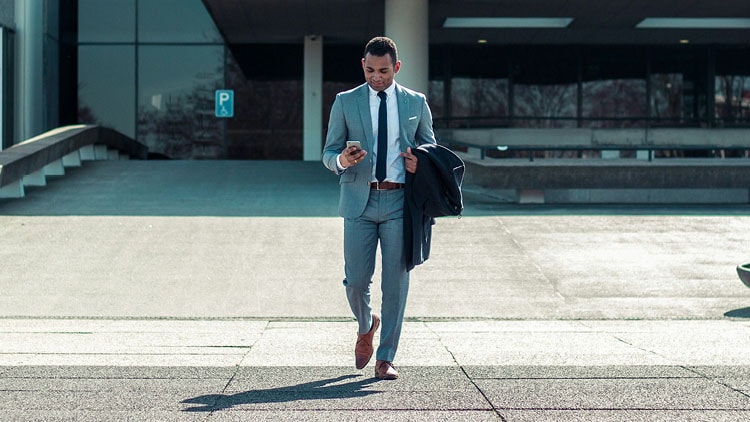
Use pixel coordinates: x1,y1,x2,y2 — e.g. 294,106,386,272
215,90,234,118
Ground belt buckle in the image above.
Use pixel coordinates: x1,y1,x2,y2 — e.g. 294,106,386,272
372,181,381,190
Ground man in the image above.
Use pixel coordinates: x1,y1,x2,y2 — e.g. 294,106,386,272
322,36,437,380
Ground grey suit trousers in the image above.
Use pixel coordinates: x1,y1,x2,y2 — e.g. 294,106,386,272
343,188,409,363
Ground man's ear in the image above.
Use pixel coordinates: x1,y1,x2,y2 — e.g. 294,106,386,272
394,61,401,74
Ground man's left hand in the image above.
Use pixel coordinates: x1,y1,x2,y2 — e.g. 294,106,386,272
400,147,418,174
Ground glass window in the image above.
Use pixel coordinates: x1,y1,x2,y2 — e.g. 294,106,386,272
650,48,707,127
443,45,509,127
581,48,647,128
0,26,13,148
715,47,750,126
138,45,224,158
78,45,135,138
45,0,59,38
512,48,577,128
513,83,576,128
650,72,684,124
450,78,508,127
44,36,60,129
427,80,444,121
78,0,135,43
138,0,222,43
226,49,304,159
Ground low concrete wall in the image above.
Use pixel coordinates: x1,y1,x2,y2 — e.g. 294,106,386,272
463,158,750,204
438,127,750,149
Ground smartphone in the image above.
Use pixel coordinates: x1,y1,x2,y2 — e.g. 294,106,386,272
346,141,362,151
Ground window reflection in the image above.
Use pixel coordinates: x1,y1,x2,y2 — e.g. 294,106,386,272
650,50,707,127
427,80,444,120
138,0,222,43
650,73,684,124
514,83,576,128
137,46,224,158
1,26,13,148
450,78,508,127
581,50,647,128
226,47,303,159
716,75,750,124
78,45,135,138
715,48,750,126
582,79,646,128
78,0,135,43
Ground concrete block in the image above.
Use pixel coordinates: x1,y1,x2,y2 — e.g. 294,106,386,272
23,169,46,187
79,145,95,160
94,145,108,160
62,151,81,167
518,189,545,204
467,147,483,159
107,149,119,160
44,159,65,176
0,180,24,198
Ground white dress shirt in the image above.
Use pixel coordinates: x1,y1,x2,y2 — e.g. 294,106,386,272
337,83,404,183
368,83,403,183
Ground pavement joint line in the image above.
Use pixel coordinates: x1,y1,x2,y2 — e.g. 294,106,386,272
681,365,750,401
497,407,750,412
423,320,506,421
237,320,269,368
0,316,743,321
496,215,566,303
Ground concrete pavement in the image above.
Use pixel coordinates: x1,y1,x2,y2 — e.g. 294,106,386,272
1,160,750,420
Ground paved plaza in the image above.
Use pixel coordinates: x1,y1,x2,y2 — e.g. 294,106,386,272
1,160,750,420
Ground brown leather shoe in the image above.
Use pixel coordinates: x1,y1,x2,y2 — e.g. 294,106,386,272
375,360,399,380
354,314,380,369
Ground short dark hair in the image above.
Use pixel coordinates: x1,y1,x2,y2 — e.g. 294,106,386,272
363,36,398,66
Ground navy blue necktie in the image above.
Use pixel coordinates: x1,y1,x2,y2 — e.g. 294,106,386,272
376,91,388,182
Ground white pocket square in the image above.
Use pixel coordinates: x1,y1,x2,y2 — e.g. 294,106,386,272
408,116,418,121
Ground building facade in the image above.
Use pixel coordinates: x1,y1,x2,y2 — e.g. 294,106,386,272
1,0,749,159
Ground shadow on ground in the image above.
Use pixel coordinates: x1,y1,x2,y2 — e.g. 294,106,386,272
181,375,381,412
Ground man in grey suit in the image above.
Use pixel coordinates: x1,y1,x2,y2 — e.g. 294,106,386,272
322,36,437,380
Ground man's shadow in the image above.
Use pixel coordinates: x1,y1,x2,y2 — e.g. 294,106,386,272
181,374,381,412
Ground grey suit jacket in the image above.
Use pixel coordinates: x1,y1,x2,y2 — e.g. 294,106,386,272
322,82,437,219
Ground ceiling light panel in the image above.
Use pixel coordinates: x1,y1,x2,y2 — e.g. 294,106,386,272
444,17,574,28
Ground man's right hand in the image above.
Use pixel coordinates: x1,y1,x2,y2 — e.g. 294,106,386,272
341,146,367,168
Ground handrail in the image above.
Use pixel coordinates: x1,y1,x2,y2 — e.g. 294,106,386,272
0,125,147,197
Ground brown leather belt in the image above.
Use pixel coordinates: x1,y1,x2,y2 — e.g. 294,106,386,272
370,181,405,190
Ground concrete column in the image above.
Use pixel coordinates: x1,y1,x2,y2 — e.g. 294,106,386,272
14,0,44,143
385,0,429,95
303,35,323,161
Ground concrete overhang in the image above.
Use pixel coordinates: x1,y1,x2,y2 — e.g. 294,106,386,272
202,0,750,45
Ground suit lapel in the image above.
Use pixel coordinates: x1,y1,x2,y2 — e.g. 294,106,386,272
395,84,411,151
356,84,375,150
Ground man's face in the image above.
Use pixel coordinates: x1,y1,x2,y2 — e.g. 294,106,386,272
362,53,400,92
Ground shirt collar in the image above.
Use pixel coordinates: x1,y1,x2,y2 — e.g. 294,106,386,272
368,82,397,99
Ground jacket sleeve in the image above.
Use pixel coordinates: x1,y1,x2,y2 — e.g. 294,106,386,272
322,94,347,175
415,95,437,147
